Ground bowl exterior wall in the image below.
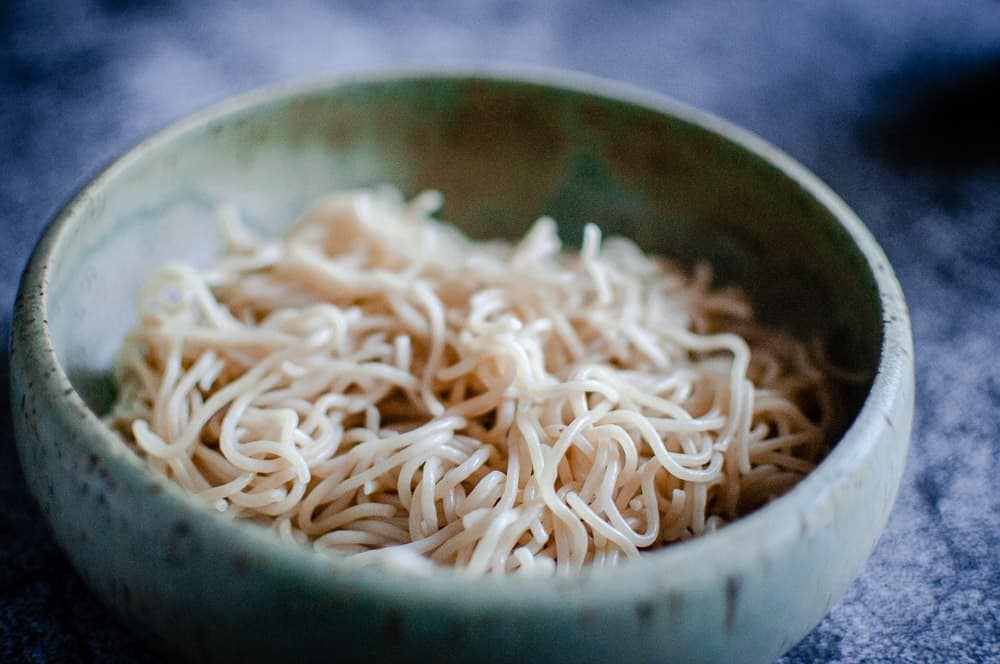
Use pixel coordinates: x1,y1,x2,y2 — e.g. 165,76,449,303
11,70,914,664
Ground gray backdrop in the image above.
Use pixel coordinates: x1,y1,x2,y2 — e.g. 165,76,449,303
1,1,998,661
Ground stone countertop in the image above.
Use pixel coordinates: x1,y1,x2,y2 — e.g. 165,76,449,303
1,1,997,661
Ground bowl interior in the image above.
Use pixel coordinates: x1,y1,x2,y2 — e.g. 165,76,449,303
21,72,906,664
48,74,882,430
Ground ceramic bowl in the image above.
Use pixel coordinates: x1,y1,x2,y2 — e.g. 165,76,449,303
10,68,913,663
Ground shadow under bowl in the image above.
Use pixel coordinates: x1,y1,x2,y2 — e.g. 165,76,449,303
10,68,913,664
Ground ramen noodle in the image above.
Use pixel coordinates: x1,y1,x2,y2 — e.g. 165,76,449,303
108,188,833,575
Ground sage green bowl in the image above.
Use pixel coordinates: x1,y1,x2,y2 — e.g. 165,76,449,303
10,68,913,664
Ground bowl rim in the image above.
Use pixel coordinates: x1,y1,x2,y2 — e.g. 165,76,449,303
13,63,913,604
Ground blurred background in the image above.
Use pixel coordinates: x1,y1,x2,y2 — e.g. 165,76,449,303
1,1,998,661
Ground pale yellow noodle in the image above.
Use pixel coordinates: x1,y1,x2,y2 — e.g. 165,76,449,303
108,187,833,575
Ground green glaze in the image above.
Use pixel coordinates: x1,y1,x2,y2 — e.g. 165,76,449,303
10,68,913,664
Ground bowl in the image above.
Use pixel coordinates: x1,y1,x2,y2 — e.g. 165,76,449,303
10,67,913,663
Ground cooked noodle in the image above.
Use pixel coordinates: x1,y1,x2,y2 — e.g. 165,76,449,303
108,187,833,575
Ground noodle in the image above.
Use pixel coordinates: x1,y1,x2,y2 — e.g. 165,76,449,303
108,187,833,575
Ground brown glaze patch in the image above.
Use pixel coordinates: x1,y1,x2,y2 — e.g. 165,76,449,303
882,413,896,431
578,99,612,131
94,463,118,494
232,553,249,574
324,121,352,150
636,600,655,626
166,521,200,567
404,81,570,236
725,576,741,633
384,608,404,644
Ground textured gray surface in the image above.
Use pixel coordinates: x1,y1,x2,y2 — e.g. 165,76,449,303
1,1,998,662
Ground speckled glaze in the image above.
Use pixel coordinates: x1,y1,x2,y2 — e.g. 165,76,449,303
10,68,913,664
